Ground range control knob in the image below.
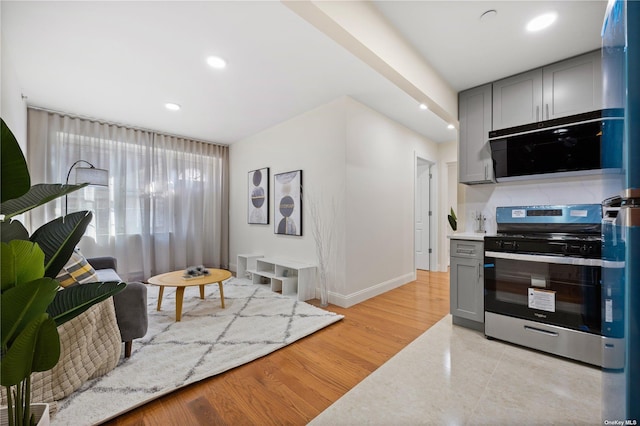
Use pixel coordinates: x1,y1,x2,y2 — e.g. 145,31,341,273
580,244,592,255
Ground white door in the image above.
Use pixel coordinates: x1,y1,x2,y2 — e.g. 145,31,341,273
416,160,431,270
447,161,458,267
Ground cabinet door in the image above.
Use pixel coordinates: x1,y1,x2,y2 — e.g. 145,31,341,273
450,256,484,323
458,84,493,184
543,50,603,120
492,68,543,130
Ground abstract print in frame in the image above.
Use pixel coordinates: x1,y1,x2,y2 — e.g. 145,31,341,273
274,170,302,236
248,167,269,224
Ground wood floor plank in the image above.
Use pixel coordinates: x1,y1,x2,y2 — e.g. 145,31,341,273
103,270,449,425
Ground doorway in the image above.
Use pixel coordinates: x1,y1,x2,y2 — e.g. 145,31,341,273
415,157,433,271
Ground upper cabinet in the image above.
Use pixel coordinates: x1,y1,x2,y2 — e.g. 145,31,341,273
492,69,543,130
459,84,493,184
543,51,603,120
492,50,603,131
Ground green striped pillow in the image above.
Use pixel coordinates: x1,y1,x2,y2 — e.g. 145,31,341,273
56,250,99,287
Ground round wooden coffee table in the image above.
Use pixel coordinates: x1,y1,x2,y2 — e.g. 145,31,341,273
148,268,232,321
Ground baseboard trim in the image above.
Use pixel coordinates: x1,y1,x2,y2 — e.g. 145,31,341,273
327,272,415,308
232,263,415,309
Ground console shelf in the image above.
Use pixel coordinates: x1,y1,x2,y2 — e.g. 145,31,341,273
237,255,316,301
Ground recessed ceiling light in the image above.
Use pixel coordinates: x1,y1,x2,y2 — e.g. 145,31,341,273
526,12,557,32
206,56,227,69
165,102,181,111
447,124,455,130
419,103,428,110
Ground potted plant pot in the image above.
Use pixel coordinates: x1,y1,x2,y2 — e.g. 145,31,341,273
0,403,49,426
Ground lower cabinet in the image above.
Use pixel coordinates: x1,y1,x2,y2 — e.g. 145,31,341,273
450,239,484,331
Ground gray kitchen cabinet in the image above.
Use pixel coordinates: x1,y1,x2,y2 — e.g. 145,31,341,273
542,50,602,121
450,239,484,330
458,84,493,184
492,68,543,130
492,50,602,130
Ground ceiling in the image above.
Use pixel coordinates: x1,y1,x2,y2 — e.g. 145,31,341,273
1,1,607,145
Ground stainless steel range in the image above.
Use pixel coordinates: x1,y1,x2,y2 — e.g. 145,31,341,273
484,204,623,368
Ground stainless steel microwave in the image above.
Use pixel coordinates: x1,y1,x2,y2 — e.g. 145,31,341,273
488,109,623,182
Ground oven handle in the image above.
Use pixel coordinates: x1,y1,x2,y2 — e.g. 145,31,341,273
484,251,603,267
524,325,559,337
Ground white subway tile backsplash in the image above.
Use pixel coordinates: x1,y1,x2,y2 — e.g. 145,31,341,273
461,174,624,234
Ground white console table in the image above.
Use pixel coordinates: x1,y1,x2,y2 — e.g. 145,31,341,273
237,254,316,301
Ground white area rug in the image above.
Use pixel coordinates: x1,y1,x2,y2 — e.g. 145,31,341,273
51,277,343,425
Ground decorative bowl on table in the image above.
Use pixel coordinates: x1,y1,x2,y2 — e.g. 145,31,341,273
182,265,210,280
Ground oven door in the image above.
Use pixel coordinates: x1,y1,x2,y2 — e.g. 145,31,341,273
484,251,602,334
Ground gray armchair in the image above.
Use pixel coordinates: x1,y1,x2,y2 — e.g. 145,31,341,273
87,257,148,357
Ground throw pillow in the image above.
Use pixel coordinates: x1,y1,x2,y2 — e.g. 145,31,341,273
56,250,99,287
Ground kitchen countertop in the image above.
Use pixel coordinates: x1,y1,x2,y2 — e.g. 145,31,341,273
448,232,494,241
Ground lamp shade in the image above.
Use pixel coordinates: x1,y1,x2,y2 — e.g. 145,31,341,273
75,166,109,186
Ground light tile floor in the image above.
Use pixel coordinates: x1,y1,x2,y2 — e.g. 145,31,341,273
310,315,602,425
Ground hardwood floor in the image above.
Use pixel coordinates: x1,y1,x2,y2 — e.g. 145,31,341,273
104,270,450,426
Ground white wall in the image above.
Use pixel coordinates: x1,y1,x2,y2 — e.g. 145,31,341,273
343,98,439,305
230,96,441,307
230,97,348,296
1,23,28,152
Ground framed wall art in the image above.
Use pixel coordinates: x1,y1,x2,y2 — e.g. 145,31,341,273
248,167,269,224
274,170,302,236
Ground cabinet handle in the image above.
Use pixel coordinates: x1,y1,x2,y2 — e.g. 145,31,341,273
546,104,549,120
484,164,488,180
457,249,474,254
536,106,539,122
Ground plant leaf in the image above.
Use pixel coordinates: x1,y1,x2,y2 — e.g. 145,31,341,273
29,211,93,278
0,277,58,349
447,215,458,231
0,183,88,219
450,207,457,221
31,316,61,373
0,242,16,293
0,241,45,291
0,219,30,243
0,313,58,386
48,281,127,326
0,118,30,203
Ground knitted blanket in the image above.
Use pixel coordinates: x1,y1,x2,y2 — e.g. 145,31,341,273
1,298,121,412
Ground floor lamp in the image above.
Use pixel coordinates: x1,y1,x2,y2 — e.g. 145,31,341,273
65,160,109,215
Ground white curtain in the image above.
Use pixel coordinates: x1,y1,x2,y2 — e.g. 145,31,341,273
27,108,229,281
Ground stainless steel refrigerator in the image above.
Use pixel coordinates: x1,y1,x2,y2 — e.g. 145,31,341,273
602,0,639,421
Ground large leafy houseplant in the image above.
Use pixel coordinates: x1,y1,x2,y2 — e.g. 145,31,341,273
0,118,126,426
